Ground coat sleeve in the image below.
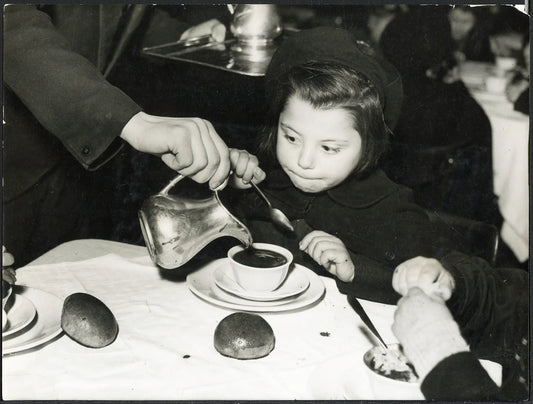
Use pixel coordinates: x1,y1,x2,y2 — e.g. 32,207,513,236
421,352,501,400
441,252,528,356
440,251,529,399
3,5,142,170
336,252,400,304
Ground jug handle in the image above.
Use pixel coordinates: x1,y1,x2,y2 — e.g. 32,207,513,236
158,174,184,196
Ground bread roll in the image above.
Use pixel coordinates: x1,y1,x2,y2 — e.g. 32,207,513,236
214,312,275,359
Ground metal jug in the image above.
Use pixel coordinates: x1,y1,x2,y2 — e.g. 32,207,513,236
230,4,282,45
138,175,253,269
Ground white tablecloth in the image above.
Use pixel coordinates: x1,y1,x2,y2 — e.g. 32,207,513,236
3,239,403,400
460,61,529,262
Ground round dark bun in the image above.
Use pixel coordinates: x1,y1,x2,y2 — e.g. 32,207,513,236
214,312,275,359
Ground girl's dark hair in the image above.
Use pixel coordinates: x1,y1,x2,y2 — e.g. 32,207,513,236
258,62,390,177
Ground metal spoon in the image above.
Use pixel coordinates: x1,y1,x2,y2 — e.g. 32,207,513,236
250,182,294,233
347,295,389,352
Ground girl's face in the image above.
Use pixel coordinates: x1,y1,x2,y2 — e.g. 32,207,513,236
276,95,362,193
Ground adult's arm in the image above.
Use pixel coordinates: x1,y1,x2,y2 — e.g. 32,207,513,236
421,352,501,400
4,5,142,170
441,251,528,354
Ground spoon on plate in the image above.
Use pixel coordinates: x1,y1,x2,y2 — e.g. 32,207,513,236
250,182,294,233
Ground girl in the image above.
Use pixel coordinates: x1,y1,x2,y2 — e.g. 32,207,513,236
227,27,456,303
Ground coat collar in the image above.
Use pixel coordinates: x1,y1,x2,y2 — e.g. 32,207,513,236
265,168,398,208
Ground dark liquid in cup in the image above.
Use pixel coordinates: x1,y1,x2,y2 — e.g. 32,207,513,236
233,248,287,268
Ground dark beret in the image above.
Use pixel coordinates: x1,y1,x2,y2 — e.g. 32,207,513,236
265,27,403,129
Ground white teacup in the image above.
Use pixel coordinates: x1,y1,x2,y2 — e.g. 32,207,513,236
496,56,517,71
485,75,508,93
228,243,293,292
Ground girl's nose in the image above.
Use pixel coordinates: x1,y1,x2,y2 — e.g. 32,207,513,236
298,146,315,169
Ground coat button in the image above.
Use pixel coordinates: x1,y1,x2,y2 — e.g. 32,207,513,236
448,158,454,164
385,251,395,261
521,338,527,345
82,146,90,155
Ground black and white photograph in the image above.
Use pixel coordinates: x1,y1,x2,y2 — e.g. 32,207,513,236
2,2,530,400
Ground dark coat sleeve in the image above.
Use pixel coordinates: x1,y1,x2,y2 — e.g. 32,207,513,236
3,5,142,170
421,352,501,400
440,251,529,399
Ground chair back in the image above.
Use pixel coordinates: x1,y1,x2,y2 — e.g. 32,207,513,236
426,210,499,267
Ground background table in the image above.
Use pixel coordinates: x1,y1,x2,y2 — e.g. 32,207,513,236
3,239,403,400
460,61,529,263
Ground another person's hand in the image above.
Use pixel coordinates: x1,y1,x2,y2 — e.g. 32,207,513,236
505,79,529,103
229,148,266,189
393,256,455,301
392,287,469,380
2,246,16,285
299,231,355,282
120,112,231,190
180,18,226,43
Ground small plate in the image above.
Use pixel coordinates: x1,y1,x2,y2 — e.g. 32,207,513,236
187,258,325,313
2,294,37,337
214,263,309,301
3,286,63,356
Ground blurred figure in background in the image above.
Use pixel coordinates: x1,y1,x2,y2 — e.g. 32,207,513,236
487,5,530,59
448,6,493,63
505,39,530,114
366,5,408,46
379,6,500,226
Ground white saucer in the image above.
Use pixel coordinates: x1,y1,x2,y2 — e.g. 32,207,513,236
214,263,309,301
2,294,37,337
210,282,302,307
3,286,63,356
187,258,325,313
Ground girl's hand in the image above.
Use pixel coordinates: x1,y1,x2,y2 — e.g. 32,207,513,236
392,256,455,301
229,148,266,189
299,231,355,282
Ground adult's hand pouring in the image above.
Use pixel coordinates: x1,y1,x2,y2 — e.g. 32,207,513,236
121,112,231,190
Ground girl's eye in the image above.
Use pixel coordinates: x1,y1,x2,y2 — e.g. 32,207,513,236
322,145,341,154
283,134,297,144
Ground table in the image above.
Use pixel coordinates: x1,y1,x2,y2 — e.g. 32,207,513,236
460,61,530,262
3,239,404,400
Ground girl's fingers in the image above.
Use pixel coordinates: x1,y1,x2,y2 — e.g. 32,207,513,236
300,231,342,253
241,155,259,184
309,240,341,262
251,167,266,183
299,230,328,249
230,149,248,176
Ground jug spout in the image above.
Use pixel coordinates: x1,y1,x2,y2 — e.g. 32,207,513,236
138,185,252,269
